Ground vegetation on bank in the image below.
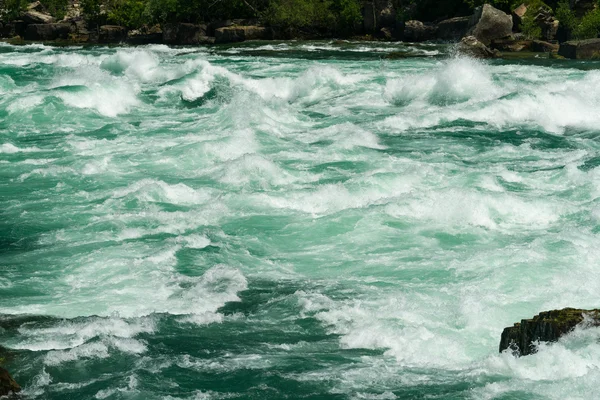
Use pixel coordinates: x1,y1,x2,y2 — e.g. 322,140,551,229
1,0,600,39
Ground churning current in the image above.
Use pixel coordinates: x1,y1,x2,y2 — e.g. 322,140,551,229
2,41,600,399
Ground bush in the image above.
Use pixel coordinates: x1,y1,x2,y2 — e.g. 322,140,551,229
108,0,147,28
42,0,69,20
1,0,27,21
265,0,361,33
555,0,576,31
574,7,600,38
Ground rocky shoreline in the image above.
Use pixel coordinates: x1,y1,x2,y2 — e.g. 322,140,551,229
1,1,600,59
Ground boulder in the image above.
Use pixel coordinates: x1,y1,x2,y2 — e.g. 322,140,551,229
127,25,162,44
403,20,437,42
0,367,20,396
534,7,558,41
162,23,209,45
490,38,533,51
532,39,559,52
21,10,55,24
99,25,126,43
467,4,513,45
437,16,471,41
24,23,71,40
27,1,45,12
500,308,600,356
457,35,500,58
512,3,527,31
0,21,26,38
558,38,600,59
214,26,269,43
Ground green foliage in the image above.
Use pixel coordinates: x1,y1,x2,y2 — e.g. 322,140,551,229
573,7,600,38
264,0,361,33
463,0,513,13
265,0,335,30
555,0,576,30
108,0,147,28
42,0,69,20
1,0,26,21
81,0,102,24
520,13,542,38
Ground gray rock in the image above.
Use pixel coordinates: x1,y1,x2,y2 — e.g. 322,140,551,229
403,20,437,42
532,39,559,52
21,10,55,24
456,35,500,58
99,25,126,43
214,26,269,43
512,3,527,32
468,4,513,45
127,25,162,44
24,23,71,40
437,16,470,41
0,367,20,396
558,38,600,59
162,23,209,45
490,37,532,52
500,308,600,356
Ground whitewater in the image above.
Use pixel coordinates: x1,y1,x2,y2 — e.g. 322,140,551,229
2,41,600,399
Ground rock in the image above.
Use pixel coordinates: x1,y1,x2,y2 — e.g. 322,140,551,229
0,21,26,38
24,23,71,40
21,10,55,24
214,26,269,43
532,39,559,52
99,25,126,43
127,25,162,44
403,20,437,42
27,1,45,12
362,0,396,33
162,23,209,45
500,308,600,356
457,35,500,58
512,3,527,31
467,4,513,45
534,7,558,41
490,38,533,52
437,16,470,41
558,38,600,59
0,367,20,396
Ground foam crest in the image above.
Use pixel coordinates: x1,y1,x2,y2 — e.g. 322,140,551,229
111,179,213,205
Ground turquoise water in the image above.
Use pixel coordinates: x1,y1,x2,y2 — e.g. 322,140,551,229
2,40,600,399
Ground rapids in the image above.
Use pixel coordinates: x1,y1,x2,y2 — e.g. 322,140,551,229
2,41,600,399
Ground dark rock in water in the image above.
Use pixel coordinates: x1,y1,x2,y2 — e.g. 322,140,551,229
215,26,269,43
403,20,437,42
162,23,209,45
0,367,20,396
0,21,26,38
99,25,126,43
467,4,513,45
24,23,71,40
127,25,163,44
457,35,500,58
437,16,470,41
490,38,533,52
512,3,527,32
499,308,600,356
532,39,559,52
558,38,600,59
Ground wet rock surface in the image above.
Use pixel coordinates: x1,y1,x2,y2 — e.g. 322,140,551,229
500,308,600,356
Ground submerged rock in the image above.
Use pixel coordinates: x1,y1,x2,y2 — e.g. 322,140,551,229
499,308,600,356
214,25,269,43
467,4,513,45
457,35,500,58
558,38,600,59
0,367,20,396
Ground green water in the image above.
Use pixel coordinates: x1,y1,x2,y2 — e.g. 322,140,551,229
2,40,600,399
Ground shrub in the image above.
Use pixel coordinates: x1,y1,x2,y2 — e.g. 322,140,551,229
555,0,576,31
42,0,69,20
1,0,27,21
108,0,147,28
